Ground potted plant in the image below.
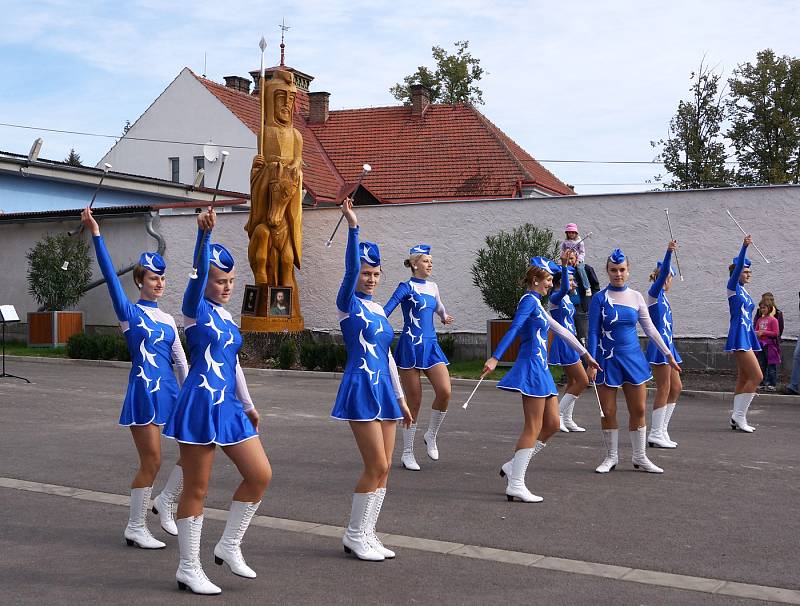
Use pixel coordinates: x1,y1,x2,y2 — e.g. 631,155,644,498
471,223,559,364
26,232,92,347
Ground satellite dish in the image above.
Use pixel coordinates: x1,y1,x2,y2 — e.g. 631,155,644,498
203,141,220,162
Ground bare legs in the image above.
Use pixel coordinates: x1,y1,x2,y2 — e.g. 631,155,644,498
130,424,164,488
350,420,395,492
597,383,662,473
559,362,589,431
732,350,762,432
398,364,451,465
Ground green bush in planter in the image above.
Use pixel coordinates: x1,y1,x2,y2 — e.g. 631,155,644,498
27,233,92,311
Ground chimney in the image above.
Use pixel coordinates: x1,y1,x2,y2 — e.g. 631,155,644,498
410,84,430,116
308,92,330,124
223,75,251,94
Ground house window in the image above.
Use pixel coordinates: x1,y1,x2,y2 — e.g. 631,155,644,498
169,157,180,183
194,156,205,187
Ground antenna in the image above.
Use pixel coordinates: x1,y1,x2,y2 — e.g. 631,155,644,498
203,51,207,78
278,18,290,66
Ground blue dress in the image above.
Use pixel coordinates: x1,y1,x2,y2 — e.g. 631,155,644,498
645,248,683,365
92,236,187,426
163,229,258,445
588,285,671,387
384,278,449,369
725,244,761,353
494,292,561,398
548,265,581,366
331,227,404,421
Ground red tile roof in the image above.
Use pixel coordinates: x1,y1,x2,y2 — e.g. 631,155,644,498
193,70,573,203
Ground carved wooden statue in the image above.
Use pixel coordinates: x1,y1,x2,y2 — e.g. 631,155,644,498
245,69,303,318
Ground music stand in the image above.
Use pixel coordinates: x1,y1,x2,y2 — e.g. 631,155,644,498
0,305,30,383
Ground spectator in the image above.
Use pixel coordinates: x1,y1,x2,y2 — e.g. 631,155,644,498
755,301,781,391
754,292,784,337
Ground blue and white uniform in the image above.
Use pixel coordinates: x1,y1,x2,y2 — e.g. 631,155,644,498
163,230,257,445
725,244,761,352
92,236,188,426
331,227,404,421
384,275,449,370
548,264,581,366
646,248,683,365
588,278,672,387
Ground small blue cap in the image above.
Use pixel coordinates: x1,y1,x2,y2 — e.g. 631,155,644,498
138,252,166,275
409,244,431,256
546,260,561,275
210,244,235,272
656,260,677,277
360,241,381,267
733,256,752,268
529,256,554,274
608,248,626,264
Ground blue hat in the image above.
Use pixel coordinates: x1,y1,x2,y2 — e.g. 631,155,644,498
608,248,626,264
360,241,381,267
733,256,752,268
656,260,677,277
529,256,554,275
409,244,431,256
138,252,166,275
566,265,576,276
546,260,561,275
210,243,235,272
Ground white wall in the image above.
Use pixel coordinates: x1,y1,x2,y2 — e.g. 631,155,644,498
3,185,798,339
99,68,255,194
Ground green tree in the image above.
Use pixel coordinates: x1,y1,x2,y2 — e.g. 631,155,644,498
727,49,800,185
471,224,559,319
390,40,484,105
27,233,92,310
651,62,732,189
64,148,83,166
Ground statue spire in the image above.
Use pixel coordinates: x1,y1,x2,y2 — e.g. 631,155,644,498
279,18,290,66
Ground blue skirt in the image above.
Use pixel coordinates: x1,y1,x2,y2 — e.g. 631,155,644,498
163,385,257,446
331,371,404,421
645,341,683,365
394,336,449,369
725,325,761,353
497,358,558,398
119,373,178,426
596,344,651,387
548,335,581,366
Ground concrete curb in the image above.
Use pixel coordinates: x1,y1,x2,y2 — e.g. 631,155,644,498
6,355,800,404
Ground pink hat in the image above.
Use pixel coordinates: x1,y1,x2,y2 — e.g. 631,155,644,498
565,223,579,232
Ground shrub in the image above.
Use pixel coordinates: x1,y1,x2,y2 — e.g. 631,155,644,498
67,333,128,361
318,343,339,372
335,344,347,370
438,333,456,359
276,339,297,370
470,223,559,318
27,232,92,310
299,341,318,370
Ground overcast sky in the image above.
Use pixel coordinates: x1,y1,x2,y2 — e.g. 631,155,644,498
1,0,798,194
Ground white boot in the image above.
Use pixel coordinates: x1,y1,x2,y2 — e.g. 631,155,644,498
152,464,183,536
563,395,586,432
647,407,675,448
631,427,664,473
731,394,756,432
558,393,575,432
365,487,395,559
505,447,543,503
124,487,166,549
499,440,545,483
176,516,221,595
214,501,260,578
342,492,384,561
663,403,678,446
595,429,618,473
423,410,447,461
400,423,421,470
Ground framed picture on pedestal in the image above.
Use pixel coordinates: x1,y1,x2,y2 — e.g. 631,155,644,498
267,287,292,317
241,285,261,316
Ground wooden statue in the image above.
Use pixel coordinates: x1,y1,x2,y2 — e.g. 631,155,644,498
245,69,303,319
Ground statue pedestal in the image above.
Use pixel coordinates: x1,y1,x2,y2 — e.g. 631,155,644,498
241,314,305,333
240,284,304,333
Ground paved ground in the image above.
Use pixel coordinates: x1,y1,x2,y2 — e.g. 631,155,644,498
1,359,799,605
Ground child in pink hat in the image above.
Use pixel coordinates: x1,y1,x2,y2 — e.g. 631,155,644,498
561,223,591,297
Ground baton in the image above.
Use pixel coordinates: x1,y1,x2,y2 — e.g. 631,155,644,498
663,209,684,281
726,209,770,264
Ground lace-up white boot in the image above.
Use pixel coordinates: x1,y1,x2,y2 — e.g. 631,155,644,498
152,464,183,536
663,403,678,446
400,423,421,470
124,487,165,549
365,487,395,559
342,492,384,561
731,394,756,432
563,396,586,432
214,501,260,578
595,429,618,473
631,427,664,473
505,447,543,503
647,407,675,448
423,410,447,460
176,515,221,595
499,440,546,484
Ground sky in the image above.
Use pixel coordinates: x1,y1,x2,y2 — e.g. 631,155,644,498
1,0,798,195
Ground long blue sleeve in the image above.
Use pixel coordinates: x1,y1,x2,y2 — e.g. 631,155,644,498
727,243,748,291
549,264,570,306
92,235,134,322
492,294,535,360
336,226,360,313
587,292,603,357
383,282,410,317
648,248,673,298
182,228,211,318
